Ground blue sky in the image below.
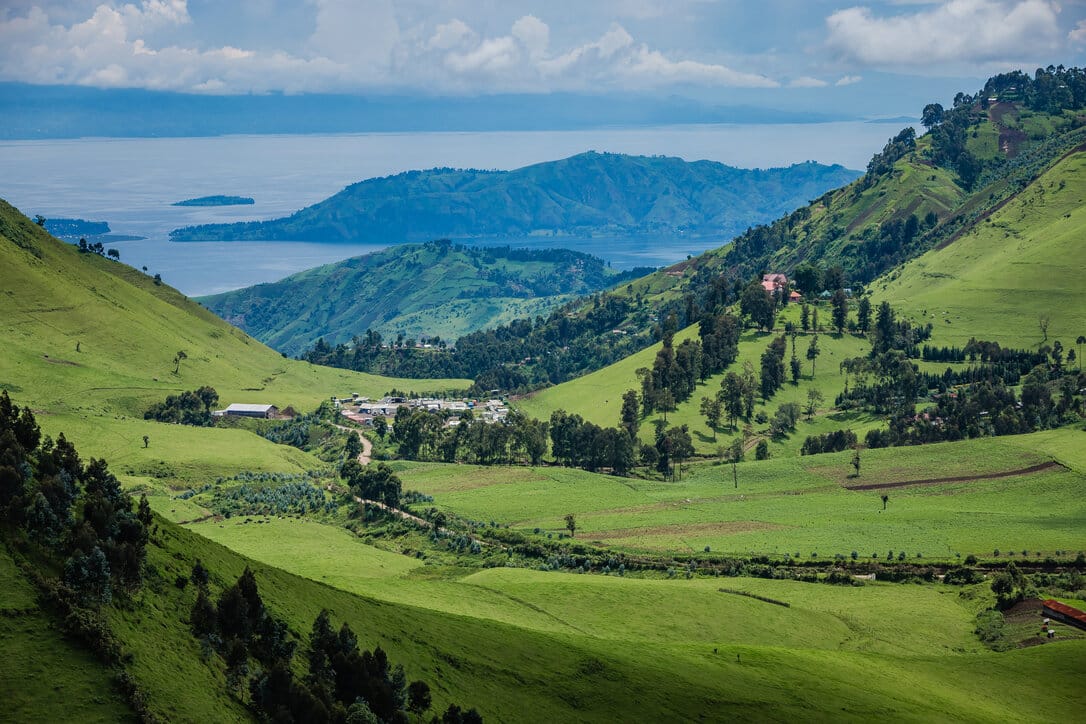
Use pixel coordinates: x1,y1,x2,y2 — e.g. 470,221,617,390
2,1,1085,115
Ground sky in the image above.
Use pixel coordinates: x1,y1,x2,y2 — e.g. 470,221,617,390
2,1,1085,115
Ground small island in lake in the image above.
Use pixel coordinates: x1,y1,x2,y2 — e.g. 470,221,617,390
172,195,255,207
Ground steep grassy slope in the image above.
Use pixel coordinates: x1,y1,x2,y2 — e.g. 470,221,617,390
200,241,647,355
171,152,860,244
0,547,136,722
0,199,468,424
870,150,1086,347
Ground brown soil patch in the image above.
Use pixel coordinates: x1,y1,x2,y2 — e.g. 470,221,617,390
843,461,1064,492
589,520,786,541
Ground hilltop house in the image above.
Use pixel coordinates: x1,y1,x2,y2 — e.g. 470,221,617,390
762,273,788,295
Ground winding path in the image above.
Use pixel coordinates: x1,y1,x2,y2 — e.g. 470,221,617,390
332,421,373,465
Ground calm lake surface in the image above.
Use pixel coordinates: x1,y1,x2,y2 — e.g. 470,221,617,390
0,123,899,296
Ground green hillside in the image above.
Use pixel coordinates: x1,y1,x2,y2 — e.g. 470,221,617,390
199,241,649,355
870,150,1086,348
0,199,467,424
171,152,860,245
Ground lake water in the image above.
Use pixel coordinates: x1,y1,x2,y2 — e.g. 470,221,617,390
0,122,898,296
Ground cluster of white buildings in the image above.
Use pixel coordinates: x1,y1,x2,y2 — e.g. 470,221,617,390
335,393,510,428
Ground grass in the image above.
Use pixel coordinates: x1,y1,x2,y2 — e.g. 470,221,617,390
173,511,1086,721
871,152,1086,348
0,548,136,723
398,430,1086,559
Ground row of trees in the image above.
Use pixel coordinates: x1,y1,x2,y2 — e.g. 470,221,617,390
76,237,120,259
389,408,548,467
144,386,219,426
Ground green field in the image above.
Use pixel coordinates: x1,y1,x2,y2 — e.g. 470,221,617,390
178,509,1086,722
397,430,1086,558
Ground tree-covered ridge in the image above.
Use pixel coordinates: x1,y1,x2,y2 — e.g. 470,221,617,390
171,152,860,243
200,239,652,355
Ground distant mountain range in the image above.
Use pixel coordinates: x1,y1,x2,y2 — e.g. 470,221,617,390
171,152,861,245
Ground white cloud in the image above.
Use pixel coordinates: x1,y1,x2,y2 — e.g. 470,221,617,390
835,74,862,86
427,19,475,51
0,2,779,94
511,15,549,60
1071,19,1086,44
825,0,1064,70
790,76,829,88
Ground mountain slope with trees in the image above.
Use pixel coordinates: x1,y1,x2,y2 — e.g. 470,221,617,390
171,152,860,244
199,240,652,356
297,67,1086,392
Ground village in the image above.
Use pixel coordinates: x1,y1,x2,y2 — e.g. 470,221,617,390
336,393,511,429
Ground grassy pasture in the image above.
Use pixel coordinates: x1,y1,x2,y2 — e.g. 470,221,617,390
181,512,1086,721
399,430,1086,558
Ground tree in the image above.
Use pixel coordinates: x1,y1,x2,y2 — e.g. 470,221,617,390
805,389,824,420
740,279,774,330
1039,315,1050,342
800,303,810,332
345,431,362,461
407,681,432,722
718,372,743,431
790,353,802,385
107,248,120,260
193,386,218,414
921,102,945,129
153,273,162,285
173,350,188,375
831,289,848,334
823,266,846,292
793,264,821,296
806,335,821,377
620,390,640,440
755,439,769,460
700,396,722,441
857,297,872,334
142,435,149,448
564,513,576,537
34,215,46,227
373,416,388,439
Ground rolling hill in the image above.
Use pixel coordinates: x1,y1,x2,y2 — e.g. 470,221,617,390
0,199,468,424
199,241,651,356
170,152,860,245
